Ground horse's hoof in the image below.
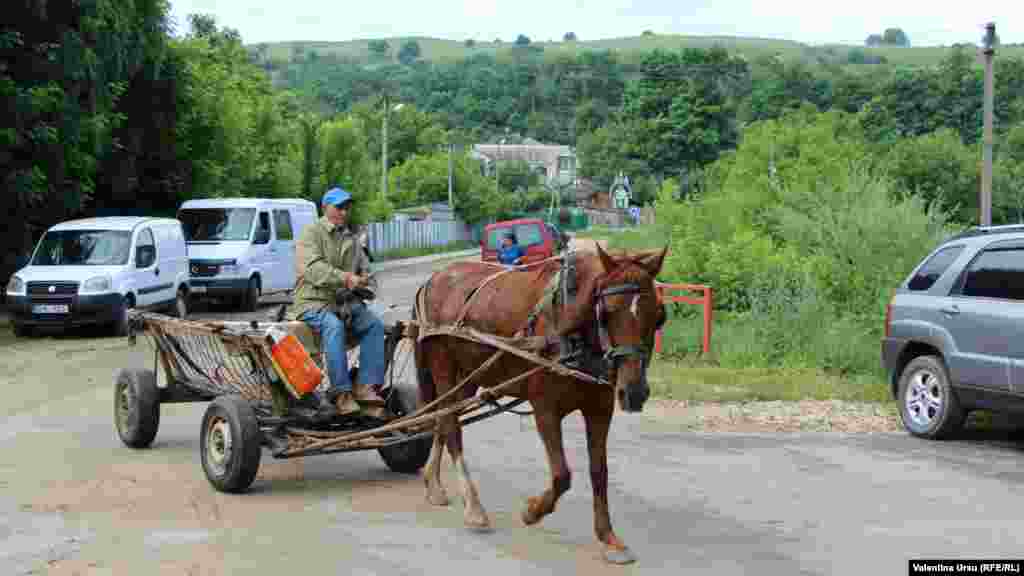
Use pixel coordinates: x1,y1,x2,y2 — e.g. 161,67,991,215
465,520,493,534
603,546,637,565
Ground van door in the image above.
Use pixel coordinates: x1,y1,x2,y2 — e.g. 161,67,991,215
250,210,275,291
155,223,184,302
132,227,167,308
272,208,297,291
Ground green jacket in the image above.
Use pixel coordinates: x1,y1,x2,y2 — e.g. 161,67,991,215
287,216,378,322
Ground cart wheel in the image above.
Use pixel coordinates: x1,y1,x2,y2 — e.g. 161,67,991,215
378,338,432,474
114,368,161,448
200,395,262,493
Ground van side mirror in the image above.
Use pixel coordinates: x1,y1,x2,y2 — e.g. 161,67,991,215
136,245,155,268
253,228,270,244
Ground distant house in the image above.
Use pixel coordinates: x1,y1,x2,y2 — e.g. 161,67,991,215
470,138,578,190
573,178,611,210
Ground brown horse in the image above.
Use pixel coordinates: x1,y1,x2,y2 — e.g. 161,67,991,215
412,243,668,564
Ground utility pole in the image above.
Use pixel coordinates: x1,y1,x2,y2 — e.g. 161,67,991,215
981,22,996,226
448,142,454,208
381,94,389,201
495,138,503,199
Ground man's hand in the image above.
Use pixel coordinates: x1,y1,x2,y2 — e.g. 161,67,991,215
344,272,367,290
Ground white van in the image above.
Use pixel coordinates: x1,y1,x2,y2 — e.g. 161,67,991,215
177,198,318,311
4,217,190,337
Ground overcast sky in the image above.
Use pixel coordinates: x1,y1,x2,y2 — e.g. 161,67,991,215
167,0,1020,47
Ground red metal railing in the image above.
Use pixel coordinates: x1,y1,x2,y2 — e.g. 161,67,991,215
654,282,713,356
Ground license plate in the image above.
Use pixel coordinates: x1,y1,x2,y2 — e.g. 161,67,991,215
33,304,69,314
191,286,207,293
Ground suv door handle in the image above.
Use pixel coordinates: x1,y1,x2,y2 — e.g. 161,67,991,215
940,304,960,316
154,267,160,276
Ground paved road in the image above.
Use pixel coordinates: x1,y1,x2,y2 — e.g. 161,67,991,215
2,258,1024,575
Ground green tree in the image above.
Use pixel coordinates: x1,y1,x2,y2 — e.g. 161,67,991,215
885,128,978,223
368,39,390,60
882,28,910,47
621,47,749,181
398,39,421,65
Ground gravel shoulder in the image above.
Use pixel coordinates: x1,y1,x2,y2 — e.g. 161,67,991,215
643,399,903,433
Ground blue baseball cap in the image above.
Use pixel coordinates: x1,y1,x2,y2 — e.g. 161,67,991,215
322,187,352,207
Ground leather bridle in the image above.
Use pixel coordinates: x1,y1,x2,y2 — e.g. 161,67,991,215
593,280,654,365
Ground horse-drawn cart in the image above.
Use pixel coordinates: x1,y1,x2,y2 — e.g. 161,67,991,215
113,308,539,493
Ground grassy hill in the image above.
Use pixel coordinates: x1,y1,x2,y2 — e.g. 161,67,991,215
248,33,1024,69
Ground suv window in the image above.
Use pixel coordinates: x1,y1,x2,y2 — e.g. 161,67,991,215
273,209,294,240
957,247,1024,300
907,245,964,291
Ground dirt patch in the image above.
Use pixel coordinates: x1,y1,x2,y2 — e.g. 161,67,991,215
644,399,903,433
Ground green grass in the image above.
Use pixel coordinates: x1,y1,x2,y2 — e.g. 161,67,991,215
575,224,670,252
646,359,890,404
645,303,891,404
374,240,476,262
580,223,895,404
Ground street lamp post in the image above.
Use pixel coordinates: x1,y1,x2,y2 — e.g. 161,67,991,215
381,97,404,201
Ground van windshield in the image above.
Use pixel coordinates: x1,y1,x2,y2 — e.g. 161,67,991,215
30,230,132,266
179,208,256,242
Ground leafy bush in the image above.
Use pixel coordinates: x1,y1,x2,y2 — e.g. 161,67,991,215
625,108,957,379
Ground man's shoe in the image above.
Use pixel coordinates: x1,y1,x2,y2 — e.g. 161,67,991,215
353,384,386,407
334,391,361,415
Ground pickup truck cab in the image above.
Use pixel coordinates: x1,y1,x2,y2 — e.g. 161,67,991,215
481,218,568,265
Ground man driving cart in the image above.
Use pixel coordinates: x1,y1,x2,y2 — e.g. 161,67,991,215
287,187,387,416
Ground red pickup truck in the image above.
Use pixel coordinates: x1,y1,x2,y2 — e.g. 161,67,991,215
480,218,569,265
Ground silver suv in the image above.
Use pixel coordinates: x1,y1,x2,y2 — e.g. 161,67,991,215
883,224,1024,439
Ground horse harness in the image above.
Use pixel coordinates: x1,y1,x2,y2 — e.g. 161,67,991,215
441,249,653,382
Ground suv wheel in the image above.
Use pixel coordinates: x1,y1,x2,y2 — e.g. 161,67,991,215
897,355,964,440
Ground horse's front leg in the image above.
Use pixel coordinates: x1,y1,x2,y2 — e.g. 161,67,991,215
445,418,491,531
522,406,571,525
583,397,636,564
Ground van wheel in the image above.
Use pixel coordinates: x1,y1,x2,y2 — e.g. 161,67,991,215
12,323,32,338
897,355,965,440
241,277,259,312
172,288,188,318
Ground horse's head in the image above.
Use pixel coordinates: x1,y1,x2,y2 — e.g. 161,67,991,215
591,243,668,413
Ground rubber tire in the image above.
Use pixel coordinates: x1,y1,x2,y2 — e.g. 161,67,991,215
378,338,433,474
12,323,31,338
897,355,965,440
114,368,161,448
171,288,188,318
200,395,262,493
240,277,259,313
